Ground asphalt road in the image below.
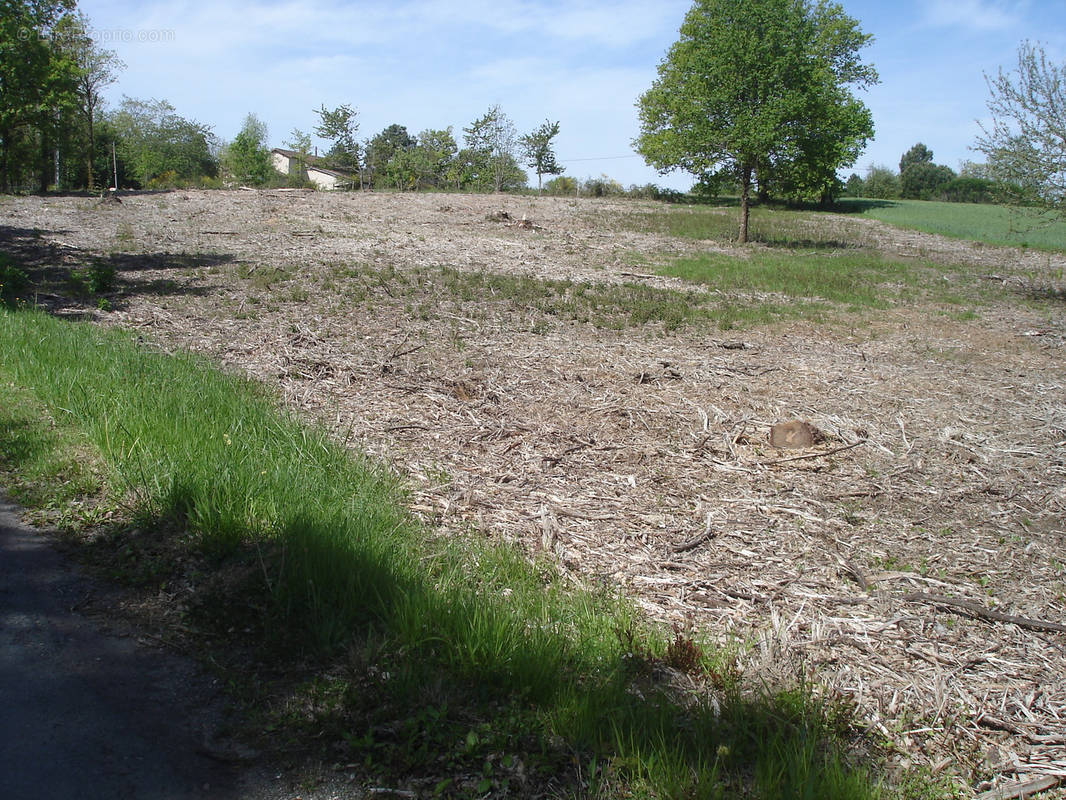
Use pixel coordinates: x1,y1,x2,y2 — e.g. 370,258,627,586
0,493,242,799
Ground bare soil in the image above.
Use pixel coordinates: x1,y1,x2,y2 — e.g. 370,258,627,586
3,189,1065,796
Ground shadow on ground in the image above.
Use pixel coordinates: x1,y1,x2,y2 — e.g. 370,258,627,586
0,224,232,313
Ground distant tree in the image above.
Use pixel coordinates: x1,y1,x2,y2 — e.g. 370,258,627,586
899,142,933,175
975,41,1065,211
519,119,564,192
464,105,524,192
52,13,124,191
862,164,900,199
843,173,864,197
635,0,877,241
223,113,272,186
581,174,625,197
313,104,360,174
281,128,314,186
365,124,415,189
900,162,956,200
109,97,217,187
284,128,312,159
414,127,458,189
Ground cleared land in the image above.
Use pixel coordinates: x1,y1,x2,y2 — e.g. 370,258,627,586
2,189,1065,794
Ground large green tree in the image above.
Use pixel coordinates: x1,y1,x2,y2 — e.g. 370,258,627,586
0,0,78,192
900,162,955,200
109,97,217,187
975,41,1065,211
365,123,415,189
636,0,877,241
53,13,124,191
464,105,524,193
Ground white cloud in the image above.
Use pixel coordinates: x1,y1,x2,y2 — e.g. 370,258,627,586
921,0,1025,32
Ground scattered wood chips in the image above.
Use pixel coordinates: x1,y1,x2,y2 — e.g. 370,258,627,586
4,190,1064,797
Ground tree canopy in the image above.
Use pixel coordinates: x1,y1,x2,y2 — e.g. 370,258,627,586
464,105,524,193
223,113,271,186
899,142,933,175
519,120,564,192
975,41,1066,211
635,0,877,241
0,0,79,191
314,104,360,172
109,97,217,188
53,12,123,190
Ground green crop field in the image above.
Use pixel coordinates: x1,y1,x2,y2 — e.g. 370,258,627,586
839,198,1066,251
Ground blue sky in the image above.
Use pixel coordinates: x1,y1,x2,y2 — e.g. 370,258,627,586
78,0,1065,190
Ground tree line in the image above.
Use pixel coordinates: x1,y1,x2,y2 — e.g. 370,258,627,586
842,144,1011,204
269,104,564,193
4,0,1062,226
0,1,566,194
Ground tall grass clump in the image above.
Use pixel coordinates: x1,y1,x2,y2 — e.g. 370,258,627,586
0,306,895,798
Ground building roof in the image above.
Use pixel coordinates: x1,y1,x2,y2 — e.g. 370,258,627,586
271,148,355,179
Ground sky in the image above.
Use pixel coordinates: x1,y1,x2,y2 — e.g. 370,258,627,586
76,0,1066,191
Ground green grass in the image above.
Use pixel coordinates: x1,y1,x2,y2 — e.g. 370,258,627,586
0,305,903,799
841,198,1066,251
621,204,854,248
319,261,867,331
662,250,924,310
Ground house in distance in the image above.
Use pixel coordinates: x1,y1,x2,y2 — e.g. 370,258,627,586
270,148,356,190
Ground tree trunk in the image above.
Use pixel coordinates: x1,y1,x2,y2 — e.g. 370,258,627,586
738,164,752,244
87,111,95,192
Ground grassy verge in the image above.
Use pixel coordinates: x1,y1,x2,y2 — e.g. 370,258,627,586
839,198,1066,252
0,305,919,798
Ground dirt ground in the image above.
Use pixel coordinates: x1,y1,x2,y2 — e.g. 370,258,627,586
2,189,1064,796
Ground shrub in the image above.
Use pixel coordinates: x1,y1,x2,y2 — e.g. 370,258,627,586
545,175,578,195
0,256,29,303
626,183,686,202
581,174,624,197
938,177,1000,204
147,170,179,190
900,162,956,200
862,165,900,199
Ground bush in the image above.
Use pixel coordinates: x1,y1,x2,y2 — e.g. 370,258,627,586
938,177,1000,204
900,162,956,200
147,170,179,190
862,165,900,199
626,183,686,202
0,256,29,304
544,175,578,195
581,174,624,197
